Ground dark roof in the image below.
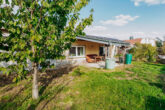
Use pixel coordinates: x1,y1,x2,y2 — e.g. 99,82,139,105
76,35,130,46
124,38,142,45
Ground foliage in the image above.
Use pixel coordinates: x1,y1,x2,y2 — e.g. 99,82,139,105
162,43,165,55
156,37,163,48
0,62,165,110
115,53,122,58
0,0,93,99
156,41,163,48
129,43,157,62
155,37,165,55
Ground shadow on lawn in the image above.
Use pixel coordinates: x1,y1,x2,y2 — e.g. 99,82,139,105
0,64,76,110
0,86,25,109
28,65,76,110
158,65,165,93
145,96,165,110
28,83,70,110
39,65,76,95
149,64,165,92
146,64,165,110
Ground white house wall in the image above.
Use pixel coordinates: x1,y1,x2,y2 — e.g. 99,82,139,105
141,38,156,46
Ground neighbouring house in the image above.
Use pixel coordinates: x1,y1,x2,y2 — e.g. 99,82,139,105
64,35,130,64
125,38,156,47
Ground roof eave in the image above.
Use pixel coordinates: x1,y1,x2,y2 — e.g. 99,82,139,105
76,36,109,45
76,36,130,46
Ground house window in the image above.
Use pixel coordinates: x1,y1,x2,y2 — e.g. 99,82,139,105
69,46,85,57
69,47,76,56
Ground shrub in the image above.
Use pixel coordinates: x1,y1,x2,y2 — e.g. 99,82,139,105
162,43,165,55
129,43,157,62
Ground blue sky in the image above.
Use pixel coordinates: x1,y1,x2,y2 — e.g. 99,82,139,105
80,0,165,40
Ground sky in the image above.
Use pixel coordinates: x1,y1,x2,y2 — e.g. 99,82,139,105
80,0,165,40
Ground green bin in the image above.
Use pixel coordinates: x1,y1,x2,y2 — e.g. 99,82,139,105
105,58,116,69
125,54,132,64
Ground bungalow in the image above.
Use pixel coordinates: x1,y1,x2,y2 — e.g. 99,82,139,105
64,35,130,64
0,28,130,68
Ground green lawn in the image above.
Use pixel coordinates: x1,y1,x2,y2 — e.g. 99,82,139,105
0,62,165,110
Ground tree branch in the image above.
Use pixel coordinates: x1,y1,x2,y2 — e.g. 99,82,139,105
34,7,42,33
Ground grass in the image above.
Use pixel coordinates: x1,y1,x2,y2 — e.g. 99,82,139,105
0,62,165,110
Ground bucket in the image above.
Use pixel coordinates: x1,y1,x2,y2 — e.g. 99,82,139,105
105,58,116,69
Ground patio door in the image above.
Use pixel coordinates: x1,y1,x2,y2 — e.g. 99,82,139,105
99,46,105,56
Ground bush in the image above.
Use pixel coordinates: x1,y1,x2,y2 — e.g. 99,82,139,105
129,43,157,62
162,43,165,55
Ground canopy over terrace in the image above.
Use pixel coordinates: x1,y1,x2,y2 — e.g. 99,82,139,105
76,35,130,58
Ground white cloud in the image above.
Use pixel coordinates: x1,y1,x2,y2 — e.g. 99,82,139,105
85,25,107,31
84,26,165,40
84,25,113,37
100,15,139,26
132,0,165,6
131,31,164,39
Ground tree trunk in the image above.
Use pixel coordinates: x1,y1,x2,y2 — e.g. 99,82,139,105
32,63,39,99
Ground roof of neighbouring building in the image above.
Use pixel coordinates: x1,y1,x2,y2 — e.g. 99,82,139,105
124,38,142,45
76,35,130,46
